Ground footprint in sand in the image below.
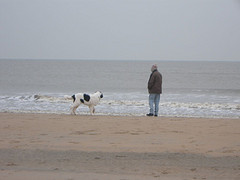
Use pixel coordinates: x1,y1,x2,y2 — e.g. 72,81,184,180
6,162,17,166
9,140,20,144
130,132,140,135
68,141,80,144
70,130,100,135
114,131,129,134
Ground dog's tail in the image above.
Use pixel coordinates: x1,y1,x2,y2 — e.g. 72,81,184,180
64,95,72,100
64,95,76,102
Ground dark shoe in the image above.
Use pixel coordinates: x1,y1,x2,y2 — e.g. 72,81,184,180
154,115,158,117
146,113,153,116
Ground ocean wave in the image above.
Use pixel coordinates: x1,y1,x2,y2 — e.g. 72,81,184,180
0,94,239,118
33,94,69,103
32,95,240,111
160,102,240,111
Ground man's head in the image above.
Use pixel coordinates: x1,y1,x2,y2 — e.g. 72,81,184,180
151,64,158,72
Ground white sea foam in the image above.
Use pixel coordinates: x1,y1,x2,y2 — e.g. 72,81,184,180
0,94,239,118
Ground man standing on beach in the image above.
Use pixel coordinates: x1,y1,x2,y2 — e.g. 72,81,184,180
147,64,162,117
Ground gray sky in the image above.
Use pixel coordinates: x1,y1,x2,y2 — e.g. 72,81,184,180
0,0,240,61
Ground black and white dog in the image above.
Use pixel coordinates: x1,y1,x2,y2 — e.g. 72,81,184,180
65,91,103,115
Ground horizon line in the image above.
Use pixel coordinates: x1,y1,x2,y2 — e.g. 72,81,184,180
0,58,239,62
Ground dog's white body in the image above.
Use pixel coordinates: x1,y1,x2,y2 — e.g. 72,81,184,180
65,91,103,115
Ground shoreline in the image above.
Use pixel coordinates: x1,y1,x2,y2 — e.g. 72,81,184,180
1,112,240,179
1,110,239,119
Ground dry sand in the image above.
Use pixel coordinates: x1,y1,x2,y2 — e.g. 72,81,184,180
0,112,239,180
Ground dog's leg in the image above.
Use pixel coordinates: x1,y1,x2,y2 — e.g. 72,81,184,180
70,106,74,115
70,106,76,115
73,106,78,115
89,106,94,115
71,103,79,115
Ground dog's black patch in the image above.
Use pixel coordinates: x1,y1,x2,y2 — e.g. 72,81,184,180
72,95,76,102
83,94,90,102
80,99,84,103
100,94,103,98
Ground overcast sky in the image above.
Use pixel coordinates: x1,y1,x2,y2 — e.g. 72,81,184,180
0,0,240,61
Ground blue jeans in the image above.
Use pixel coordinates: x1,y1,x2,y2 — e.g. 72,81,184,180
149,94,160,115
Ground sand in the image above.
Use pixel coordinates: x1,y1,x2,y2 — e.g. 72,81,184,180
0,112,239,180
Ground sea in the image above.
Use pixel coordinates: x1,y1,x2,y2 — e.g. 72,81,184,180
0,60,240,118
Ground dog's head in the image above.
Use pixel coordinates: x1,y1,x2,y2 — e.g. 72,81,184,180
96,91,103,99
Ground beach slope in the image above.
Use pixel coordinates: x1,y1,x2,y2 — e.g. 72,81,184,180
0,113,239,179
